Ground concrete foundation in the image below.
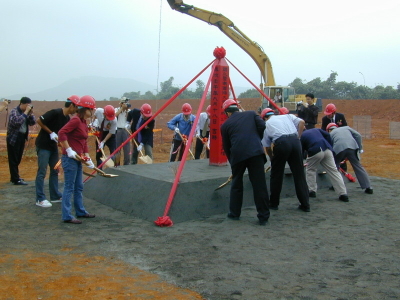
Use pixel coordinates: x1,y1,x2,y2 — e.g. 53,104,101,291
83,160,332,223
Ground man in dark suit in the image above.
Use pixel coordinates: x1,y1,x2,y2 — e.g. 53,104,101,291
321,103,347,131
220,99,270,226
126,107,141,164
297,93,320,129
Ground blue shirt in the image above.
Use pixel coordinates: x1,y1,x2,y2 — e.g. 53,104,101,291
300,128,333,157
167,113,195,141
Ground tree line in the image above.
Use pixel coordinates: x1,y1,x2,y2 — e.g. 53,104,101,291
110,72,400,100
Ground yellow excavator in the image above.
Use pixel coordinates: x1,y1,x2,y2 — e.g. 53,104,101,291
166,0,307,111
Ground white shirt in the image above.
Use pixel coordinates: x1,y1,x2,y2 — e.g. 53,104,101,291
94,108,104,127
195,112,209,135
115,108,129,128
262,114,301,147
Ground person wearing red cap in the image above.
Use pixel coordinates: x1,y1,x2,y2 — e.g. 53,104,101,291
321,103,347,131
167,103,195,162
327,123,373,195
34,95,79,208
221,99,270,226
132,103,155,162
96,105,117,167
194,105,211,159
58,95,97,224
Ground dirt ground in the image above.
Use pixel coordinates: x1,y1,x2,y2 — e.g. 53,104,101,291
1,99,400,299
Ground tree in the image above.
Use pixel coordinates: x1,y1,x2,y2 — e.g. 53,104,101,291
238,88,260,98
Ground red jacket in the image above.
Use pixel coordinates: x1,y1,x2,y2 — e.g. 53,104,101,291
58,115,89,155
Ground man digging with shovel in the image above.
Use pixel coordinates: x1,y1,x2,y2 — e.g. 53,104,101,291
96,105,117,169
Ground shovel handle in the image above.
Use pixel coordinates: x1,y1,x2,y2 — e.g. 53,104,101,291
177,131,195,159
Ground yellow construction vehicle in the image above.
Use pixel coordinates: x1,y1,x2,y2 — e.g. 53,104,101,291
166,0,304,112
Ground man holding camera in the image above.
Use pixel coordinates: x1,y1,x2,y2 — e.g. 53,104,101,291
7,97,36,185
115,97,131,166
296,93,319,129
0,99,11,113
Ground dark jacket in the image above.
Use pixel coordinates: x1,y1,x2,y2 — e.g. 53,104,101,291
321,112,347,131
300,128,333,157
127,108,141,133
297,104,319,125
220,110,266,166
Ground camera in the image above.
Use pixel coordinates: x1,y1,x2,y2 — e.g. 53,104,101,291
120,97,130,104
4,99,11,104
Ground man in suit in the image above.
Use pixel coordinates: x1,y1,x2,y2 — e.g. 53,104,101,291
297,93,320,129
300,128,349,201
261,108,310,212
220,99,270,226
327,123,373,194
321,103,347,131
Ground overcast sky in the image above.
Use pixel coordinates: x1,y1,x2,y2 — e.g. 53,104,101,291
1,0,399,98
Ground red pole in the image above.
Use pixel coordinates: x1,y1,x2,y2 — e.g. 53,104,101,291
209,47,229,166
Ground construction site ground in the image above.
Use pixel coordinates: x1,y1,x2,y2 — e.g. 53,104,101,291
0,99,399,299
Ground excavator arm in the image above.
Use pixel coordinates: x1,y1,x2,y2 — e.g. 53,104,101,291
167,0,276,87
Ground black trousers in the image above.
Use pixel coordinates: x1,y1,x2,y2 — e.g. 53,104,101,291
230,154,270,222
194,130,209,159
270,135,309,208
96,132,116,167
305,123,316,130
7,133,26,183
169,139,185,162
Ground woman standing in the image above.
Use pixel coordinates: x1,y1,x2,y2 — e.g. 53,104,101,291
58,95,96,224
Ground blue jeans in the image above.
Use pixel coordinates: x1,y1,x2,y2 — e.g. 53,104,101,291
35,147,62,202
61,155,88,221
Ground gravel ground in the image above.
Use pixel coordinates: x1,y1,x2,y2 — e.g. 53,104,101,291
1,175,400,299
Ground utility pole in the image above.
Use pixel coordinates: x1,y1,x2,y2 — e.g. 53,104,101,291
359,72,366,86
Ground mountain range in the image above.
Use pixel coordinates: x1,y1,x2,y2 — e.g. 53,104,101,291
5,76,252,101
5,76,157,101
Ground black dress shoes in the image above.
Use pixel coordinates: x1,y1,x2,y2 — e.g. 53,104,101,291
14,180,28,185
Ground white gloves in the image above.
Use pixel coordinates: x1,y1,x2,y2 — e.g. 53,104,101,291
86,158,95,169
66,147,77,159
175,127,180,133
50,132,58,142
137,143,143,152
195,131,200,138
99,141,105,149
359,149,364,154
125,123,131,130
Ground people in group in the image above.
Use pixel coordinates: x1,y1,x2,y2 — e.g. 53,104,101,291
114,97,131,166
297,93,319,129
58,95,97,224
7,97,36,185
261,108,310,212
327,123,373,194
300,128,349,202
132,103,155,162
321,103,347,131
96,105,117,167
220,99,270,225
0,99,10,113
34,95,79,208
195,105,210,159
167,103,195,162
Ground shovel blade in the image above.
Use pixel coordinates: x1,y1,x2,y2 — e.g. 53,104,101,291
139,155,153,164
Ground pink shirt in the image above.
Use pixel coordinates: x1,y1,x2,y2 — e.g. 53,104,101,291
58,115,89,155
